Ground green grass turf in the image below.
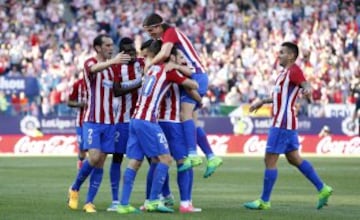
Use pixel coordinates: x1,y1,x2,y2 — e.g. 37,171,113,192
0,157,359,220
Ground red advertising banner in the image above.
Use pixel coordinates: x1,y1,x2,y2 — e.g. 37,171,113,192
0,134,359,156
206,135,360,156
0,135,78,155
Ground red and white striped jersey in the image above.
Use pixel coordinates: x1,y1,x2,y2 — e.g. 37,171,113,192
83,57,117,124
162,27,206,73
113,58,144,123
272,64,306,130
158,83,181,122
132,64,186,122
68,78,87,127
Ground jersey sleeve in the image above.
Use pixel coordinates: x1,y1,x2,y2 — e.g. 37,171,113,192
83,58,96,80
166,69,187,84
162,27,179,44
68,81,79,101
289,65,306,85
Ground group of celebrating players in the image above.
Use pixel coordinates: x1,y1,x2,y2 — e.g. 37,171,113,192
66,13,223,214
66,11,334,214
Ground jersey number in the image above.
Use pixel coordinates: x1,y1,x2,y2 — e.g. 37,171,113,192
141,75,156,96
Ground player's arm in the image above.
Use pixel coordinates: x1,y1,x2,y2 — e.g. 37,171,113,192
165,62,193,77
249,98,272,113
149,42,173,66
113,77,143,97
89,52,130,74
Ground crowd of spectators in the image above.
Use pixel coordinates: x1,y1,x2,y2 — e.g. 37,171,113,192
0,0,359,117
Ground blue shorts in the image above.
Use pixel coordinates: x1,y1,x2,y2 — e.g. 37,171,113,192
266,127,299,154
181,72,208,105
114,122,129,154
159,121,187,160
75,127,84,151
126,119,170,160
82,122,116,153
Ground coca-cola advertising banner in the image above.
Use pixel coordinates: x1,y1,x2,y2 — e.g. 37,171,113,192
1,134,359,156
0,115,357,136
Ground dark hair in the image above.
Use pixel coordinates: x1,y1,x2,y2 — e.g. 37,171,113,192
148,40,162,55
93,34,111,50
143,13,163,27
140,39,154,50
281,42,299,60
119,37,134,51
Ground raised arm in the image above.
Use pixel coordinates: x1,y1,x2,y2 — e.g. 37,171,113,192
89,52,131,74
149,42,173,66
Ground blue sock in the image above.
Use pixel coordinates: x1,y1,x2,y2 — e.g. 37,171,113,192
162,173,171,197
182,119,197,155
197,127,214,159
149,163,169,201
72,160,93,191
146,163,157,200
110,162,121,201
298,160,324,191
261,169,278,202
188,168,194,201
120,168,137,205
177,164,190,201
86,167,103,203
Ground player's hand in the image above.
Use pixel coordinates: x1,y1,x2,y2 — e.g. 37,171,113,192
112,52,131,64
249,100,263,113
164,62,176,72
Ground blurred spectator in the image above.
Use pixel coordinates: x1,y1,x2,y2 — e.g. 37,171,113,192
0,91,9,114
224,86,242,106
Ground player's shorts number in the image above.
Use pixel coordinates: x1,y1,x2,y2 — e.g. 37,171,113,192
87,128,93,145
157,133,169,149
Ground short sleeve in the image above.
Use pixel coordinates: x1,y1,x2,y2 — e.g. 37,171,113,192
68,81,79,100
166,69,186,84
83,58,96,80
289,65,306,85
162,27,179,44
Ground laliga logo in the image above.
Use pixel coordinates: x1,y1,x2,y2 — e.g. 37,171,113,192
230,116,254,135
341,117,358,136
20,116,43,137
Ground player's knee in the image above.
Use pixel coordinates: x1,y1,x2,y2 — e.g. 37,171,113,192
127,159,142,171
158,154,172,165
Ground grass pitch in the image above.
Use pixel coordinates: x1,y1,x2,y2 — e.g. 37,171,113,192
0,157,359,220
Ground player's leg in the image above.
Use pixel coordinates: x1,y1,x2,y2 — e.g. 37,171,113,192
179,73,209,171
180,101,200,167
117,158,143,214
286,148,333,209
193,111,223,178
117,121,143,214
83,124,115,212
68,122,99,210
137,122,173,213
83,149,107,213
107,123,128,211
76,126,86,169
244,127,285,210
